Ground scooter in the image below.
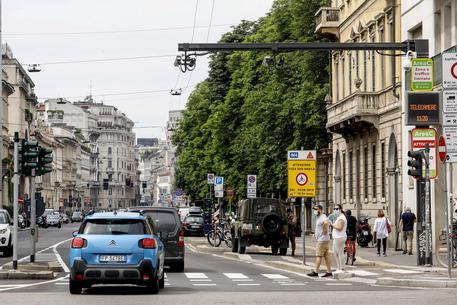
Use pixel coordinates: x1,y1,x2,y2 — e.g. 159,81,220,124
356,217,373,247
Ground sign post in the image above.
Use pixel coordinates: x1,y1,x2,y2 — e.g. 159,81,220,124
288,150,316,265
247,175,257,199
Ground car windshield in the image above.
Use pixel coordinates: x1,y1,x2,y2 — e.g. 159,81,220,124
0,213,7,224
72,212,82,216
185,216,203,223
143,211,177,233
81,219,146,235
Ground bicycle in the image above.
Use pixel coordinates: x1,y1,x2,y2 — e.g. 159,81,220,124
345,237,356,265
207,221,232,248
435,227,457,268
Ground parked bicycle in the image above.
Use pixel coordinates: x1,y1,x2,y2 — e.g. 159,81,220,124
207,220,232,248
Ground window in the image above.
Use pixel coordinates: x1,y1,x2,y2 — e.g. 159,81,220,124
108,188,112,195
363,50,367,91
341,54,345,98
108,174,112,181
355,50,359,79
343,153,346,199
348,52,352,94
335,59,339,101
108,160,112,168
371,48,376,91
108,147,112,155
364,147,368,200
81,219,146,235
372,145,376,199
356,148,360,201
380,28,386,88
381,142,386,198
349,151,353,200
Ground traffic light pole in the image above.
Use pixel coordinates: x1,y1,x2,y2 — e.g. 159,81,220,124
423,144,432,266
12,133,19,270
30,168,36,263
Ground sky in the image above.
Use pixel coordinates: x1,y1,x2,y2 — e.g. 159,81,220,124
3,0,274,139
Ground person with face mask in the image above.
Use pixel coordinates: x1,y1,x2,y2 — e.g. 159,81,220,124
307,204,332,277
329,204,347,272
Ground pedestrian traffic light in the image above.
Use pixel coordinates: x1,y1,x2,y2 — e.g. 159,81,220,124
103,179,109,190
21,140,39,176
407,150,423,179
37,147,53,176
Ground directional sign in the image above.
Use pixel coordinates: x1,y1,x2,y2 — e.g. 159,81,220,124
287,150,316,197
438,136,446,164
411,58,434,91
411,128,438,179
207,173,215,184
443,52,457,89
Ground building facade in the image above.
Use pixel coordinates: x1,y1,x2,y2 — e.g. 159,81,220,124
316,0,403,242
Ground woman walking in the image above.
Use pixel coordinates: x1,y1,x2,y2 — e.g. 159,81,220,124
373,209,390,256
330,204,347,272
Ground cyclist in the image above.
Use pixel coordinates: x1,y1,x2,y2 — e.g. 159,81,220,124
345,209,358,263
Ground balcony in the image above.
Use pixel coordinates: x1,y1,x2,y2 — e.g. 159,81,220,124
326,92,379,135
315,7,340,38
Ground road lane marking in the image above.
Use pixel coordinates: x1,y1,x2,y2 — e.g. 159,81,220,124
280,283,306,286
192,283,216,286
325,283,353,286
384,269,421,274
223,273,249,279
53,240,71,273
237,283,260,286
350,270,379,276
0,276,68,292
261,274,289,280
232,279,253,282
55,283,68,285
0,285,28,288
189,279,212,282
185,272,208,279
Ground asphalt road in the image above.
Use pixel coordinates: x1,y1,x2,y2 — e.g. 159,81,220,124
0,229,456,304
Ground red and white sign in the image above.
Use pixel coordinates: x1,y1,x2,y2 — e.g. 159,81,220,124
296,173,308,186
411,128,438,179
438,136,447,163
443,52,457,89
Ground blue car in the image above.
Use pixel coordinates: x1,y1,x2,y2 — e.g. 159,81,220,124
69,211,165,294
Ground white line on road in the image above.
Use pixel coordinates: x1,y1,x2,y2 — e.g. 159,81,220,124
54,283,68,285
280,283,306,286
232,279,254,282
52,239,71,273
237,283,260,286
189,279,212,282
325,283,353,286
384,269,421,274
261,274,289,280
185,272,208,279
0,276,69,293
223,273,249,279
350,270,380,277
192,283,216,286
0,285,28,288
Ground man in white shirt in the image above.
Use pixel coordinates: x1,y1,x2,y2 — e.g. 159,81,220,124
307,204,332,277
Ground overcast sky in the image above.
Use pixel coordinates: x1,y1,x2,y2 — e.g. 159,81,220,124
3,0,274,139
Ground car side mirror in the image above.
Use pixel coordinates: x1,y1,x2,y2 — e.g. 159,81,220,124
72,231,78,237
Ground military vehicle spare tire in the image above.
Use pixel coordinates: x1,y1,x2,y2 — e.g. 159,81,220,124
262,213,282,235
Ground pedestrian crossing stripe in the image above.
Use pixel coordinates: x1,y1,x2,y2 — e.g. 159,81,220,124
185,273,208,279
261,274,289,280
383,269,421,274
224,273,249,279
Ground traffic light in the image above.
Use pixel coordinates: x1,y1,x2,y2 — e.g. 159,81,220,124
21,140,39,176
407,150,423,179
37,147,53,176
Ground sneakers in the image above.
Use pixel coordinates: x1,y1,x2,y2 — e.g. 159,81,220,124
307,271,319,277
403,250,408,254
408,252,413,255
383,253,387,257
321,272,333,278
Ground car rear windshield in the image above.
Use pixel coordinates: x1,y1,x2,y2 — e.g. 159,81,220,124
81,219,146,235
144,211,178,233
185,216,203,223
0,213,7,224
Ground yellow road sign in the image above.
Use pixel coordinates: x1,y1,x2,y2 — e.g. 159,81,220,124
287,150,316,197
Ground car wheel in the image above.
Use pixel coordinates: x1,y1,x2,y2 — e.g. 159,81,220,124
238,238,246,254
232,237,239,253
170,261,184,272
4,237,13,257
279,247,287,256
271,245,279,255
69,279,82,294
58,224,61,228
147,273,159,294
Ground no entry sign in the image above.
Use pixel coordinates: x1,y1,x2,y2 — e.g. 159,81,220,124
438,136,446,163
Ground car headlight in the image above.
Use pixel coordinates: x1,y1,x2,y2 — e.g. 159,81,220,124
0,228,8,234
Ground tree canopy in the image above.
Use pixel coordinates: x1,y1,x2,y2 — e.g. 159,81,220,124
173,0,330,201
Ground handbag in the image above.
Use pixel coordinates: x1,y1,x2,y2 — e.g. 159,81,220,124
385,217,391,234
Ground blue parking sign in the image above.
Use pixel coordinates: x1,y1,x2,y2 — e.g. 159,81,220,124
215,176,224,185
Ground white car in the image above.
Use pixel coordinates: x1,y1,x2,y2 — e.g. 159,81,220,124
0,209,13,257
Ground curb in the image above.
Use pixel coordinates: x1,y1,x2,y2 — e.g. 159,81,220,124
0,270,55,280
375,277,457,288
1,261,63,273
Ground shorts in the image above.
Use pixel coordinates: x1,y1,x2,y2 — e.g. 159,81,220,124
316,241,330,257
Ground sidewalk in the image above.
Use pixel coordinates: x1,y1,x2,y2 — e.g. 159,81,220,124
0,250,62,280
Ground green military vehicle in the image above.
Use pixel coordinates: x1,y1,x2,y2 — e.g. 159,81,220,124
231,198,289,255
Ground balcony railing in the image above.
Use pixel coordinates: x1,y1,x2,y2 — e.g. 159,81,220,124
327,92,379,133
315,7,340,36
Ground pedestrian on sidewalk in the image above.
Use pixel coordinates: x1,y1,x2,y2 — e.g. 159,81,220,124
330,204,347,272
307,204,332,277
400,207,416,255
345,209,357,262
373,209,390,256
286,208,297,256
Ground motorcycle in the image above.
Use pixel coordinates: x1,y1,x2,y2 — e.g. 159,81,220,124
37,216,47,228
356,217,373,247
18,215,26,229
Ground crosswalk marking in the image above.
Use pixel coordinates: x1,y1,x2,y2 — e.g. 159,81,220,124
55,283,68,285
325,283,353,286
185,272,208,279
280,283,306,286
261,274,289,280
237,283,260,286
192,283,216,286
350,270,379,276
224,273,249,279
384,269,421,274
190,279,212,282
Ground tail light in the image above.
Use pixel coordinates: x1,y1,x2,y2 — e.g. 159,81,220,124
71,237,86,248
75,274,84,281
140,238,156,249
178,230,185,247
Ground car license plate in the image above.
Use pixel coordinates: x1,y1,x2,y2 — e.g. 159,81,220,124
99,255,126,263
191,225,200,229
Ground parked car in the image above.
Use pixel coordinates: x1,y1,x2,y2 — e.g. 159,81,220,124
182,215,204,236
71,211,84,222
0,209,13,257
69,211,165,294
231,198,289,255
60,213,70,224
188,206,203,215
46,212,62,228
129,206,185,272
